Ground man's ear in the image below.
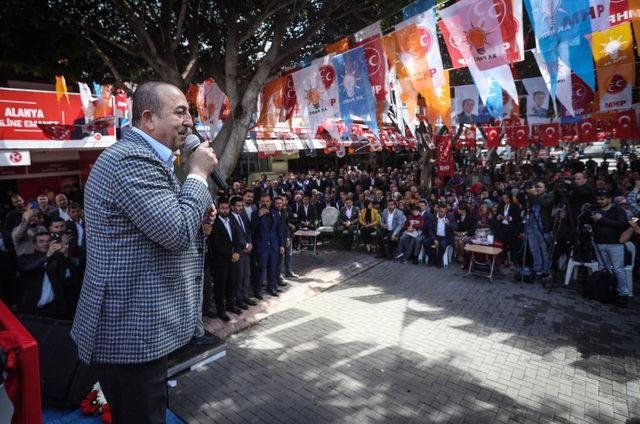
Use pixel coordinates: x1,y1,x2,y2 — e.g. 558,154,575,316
140,110,155,131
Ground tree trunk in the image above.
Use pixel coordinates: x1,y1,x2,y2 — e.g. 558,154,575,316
419,148,434,191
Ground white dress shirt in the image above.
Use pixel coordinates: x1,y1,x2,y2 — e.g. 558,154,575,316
386,210,395,229
221,216,233,241
436,215,446,237
37,266,54,308
345,207,353,219
74,220,85,247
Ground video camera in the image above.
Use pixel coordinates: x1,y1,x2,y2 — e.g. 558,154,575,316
553,176,575,197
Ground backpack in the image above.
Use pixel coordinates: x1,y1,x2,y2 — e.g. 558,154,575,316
582,270,618,303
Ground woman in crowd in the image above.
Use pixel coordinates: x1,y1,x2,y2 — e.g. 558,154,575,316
454,203,476,265
495,193,521,254
359,199,380,253
475,202,495,239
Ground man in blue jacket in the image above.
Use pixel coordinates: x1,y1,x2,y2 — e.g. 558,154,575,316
251,193,284,297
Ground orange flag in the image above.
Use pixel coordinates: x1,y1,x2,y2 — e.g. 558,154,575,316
326,37,349,54
394,24,436,126
592,22,635,111
55,75,70,104
630,0,640,42
257,77,285,139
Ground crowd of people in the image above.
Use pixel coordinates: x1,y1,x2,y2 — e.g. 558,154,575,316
1,152,637,325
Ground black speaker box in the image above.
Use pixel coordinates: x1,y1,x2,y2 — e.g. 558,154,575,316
18,315,96,407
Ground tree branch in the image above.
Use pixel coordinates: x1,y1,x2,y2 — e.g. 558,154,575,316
110,0,159,58
85,35,123,84
171,0,189,52
238,0,296,44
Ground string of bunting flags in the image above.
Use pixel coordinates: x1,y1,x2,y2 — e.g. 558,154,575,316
186,0,640,164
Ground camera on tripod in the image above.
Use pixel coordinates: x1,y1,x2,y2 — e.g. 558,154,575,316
553,176,574,197
579,202,598,219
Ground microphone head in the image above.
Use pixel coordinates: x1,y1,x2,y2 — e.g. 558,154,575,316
185,134,201,152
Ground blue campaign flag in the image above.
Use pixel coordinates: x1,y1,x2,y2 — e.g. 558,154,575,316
402,0,435,19
331,47,379,137
568,38,595,90
525,0,593,94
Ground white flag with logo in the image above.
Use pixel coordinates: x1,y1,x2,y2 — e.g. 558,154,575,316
291,55,341,140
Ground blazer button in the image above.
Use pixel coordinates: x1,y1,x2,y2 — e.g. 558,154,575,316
198,248,204,254
195,276,202,283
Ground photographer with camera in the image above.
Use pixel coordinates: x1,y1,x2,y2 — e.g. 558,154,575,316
590,190,630,305
569,172,597,230
521,181,553,280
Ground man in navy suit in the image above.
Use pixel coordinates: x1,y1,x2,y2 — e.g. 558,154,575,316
251,193,284,297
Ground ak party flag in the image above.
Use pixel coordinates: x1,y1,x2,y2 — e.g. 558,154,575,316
291,55,341,140
439,0,510,71
332,47,379,137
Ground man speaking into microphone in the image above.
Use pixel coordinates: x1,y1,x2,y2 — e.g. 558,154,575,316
71,81,218,423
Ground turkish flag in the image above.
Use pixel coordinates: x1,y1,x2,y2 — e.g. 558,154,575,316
435,135,455,177
486,126,502,148
509,126,529,148
540,123,560,147
576,119,598,143
612,110,638,139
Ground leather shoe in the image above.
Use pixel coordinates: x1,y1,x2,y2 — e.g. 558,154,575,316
190,333,217,346
217,312,231,322
235,302,249,310
253,293,264,300
285,272,299,279
245,299,257,306
278,280,289,287
268,289,280,297
227,305,242,314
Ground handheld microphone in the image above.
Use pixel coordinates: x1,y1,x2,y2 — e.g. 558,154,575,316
185,131,229,192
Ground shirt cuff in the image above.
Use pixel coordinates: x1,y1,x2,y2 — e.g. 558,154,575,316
186,174,208,187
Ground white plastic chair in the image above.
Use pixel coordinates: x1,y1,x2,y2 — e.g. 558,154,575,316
625,241,635,297
317,207,339,240
443,245,454,268
564,254,599,286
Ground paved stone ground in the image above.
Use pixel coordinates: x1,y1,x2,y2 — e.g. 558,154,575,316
170,256,640,424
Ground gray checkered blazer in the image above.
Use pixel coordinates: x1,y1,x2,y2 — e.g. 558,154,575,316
71,130,212,364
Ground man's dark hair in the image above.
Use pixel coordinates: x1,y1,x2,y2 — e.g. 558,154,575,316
229,196,242,207
131,81,167,127
217,197,230,206
69,202,81,210
49,217,66,227
33,231,51,243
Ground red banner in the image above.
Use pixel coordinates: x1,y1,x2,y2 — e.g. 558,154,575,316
612,110,639,139
486,126,502,147
0,87,115,149
576,118,599,142
436,135,455,177
540,123,560,147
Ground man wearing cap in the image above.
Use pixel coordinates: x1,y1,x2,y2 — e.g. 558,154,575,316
590,189,631,305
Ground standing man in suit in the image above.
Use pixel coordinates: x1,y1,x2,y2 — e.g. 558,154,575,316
209,199,241,322
71,81,218,423
230,196,256,309
274,196,296,284
251,194,284,297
